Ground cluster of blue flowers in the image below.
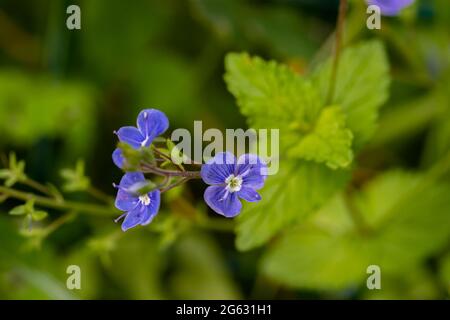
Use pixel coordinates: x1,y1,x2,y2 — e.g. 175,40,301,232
112,109,267,231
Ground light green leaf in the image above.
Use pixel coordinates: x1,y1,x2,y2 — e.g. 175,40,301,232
225,52,353,171
235,161,349,251
224,52,322,146
9,205,27,216
312,40,390,149
439,253,450,296
107,231,165,299
169,233,242,299
0,71,96,156
9,199,35,216
127,180,158,195
288,106,353,169
60,160,91,192
262,170,450,290
262,227,370,291
0,169,9,179
31,211,48,221
0,153,27,187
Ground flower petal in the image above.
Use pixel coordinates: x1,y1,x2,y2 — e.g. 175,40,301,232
204,185,242,218
367,0,414,16
201,152,236,185
115,188,139,211
137,109,169,146
112,148,125,168
140,190,161,225
121,203,146,231
238,187,262,202
116,126,144,149
118,172,146,189
235,154,268,190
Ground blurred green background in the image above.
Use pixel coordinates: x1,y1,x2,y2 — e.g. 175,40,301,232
0,0,449,299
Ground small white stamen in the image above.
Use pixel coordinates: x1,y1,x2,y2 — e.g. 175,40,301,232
139,194,151,206
141,136,149,147
225,174,243,193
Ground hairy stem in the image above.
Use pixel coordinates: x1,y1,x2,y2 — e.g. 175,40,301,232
151,145,185,172
0,185,116,216
160,177,191,193
141,163,202,179
344,186,372,236
22,178,52,196
326,0,348,105
41,211,77,237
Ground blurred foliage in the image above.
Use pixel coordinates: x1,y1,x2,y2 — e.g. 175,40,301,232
0,0,449,300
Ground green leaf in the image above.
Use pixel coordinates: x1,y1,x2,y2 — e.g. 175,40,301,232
9,199,35,216
288,106,353,169
60,160,91,192
9,205,27,216
439,253,450,296
107,231,165,299
262,170,450,290
0,169,9,179
0,71,96,156
262,226,370,291
366,174,450,273
312,40,390,149
169,232,242,299
225,52,354,167
118,143,156,171
127,180,158,196
235,161,349,251
0,152,27,187
31,211,48,221
224,52,322,146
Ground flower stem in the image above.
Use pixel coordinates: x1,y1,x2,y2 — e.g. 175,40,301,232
141,163,202,179
160,177,191,193
326,0,348,105
344,186,372,236
0,185,116,216
41,211,77,237
22,178,52,196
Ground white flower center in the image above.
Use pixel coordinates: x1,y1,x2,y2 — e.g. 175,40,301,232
139,194,151,206
225,174,243,193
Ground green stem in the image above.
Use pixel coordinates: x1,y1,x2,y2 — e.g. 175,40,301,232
23,178,52,196
151,145,185,172
141,163,201,179
0,185,116,216
326,0,348,105
344,186,372,236
160,177,191,193
41,211,77,237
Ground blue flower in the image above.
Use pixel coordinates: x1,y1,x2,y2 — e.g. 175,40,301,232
367,0,414,16
112,109,169,168
201,152,268,217
114,172,161,231
112,148,125,169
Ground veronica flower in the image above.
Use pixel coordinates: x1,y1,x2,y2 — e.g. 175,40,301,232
367,0,414,16
112,109,169,168
201,152,268,217
112,148,125,168
114,172,161,231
